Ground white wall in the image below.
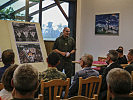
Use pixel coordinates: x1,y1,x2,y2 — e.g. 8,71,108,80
76,0,133,71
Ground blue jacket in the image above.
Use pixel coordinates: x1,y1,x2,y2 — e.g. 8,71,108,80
0,64,11,82
68,67,99,97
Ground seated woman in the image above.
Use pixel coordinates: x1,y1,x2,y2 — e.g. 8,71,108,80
0,64,18,100
116,48,128,64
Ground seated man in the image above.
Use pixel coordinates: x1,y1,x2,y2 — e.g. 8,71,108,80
39,52,67,81
116,48,128,64
125,49,133,74
12,64,39,100
68,54,99,97
39,52,67,99
0,49,15,81
99,50,122,100
106,68,133,100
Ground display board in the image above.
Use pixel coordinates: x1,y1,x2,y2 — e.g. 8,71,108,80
0,20,47,72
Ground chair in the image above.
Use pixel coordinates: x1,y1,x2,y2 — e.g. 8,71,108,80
107,89,111,100
98,57,107,62
41,78,70,100
78,75,102,98
35,94,43,100
56,94,98,100
129,71,133,97
121,64,128,69
0,83,4,90
131,71,133,80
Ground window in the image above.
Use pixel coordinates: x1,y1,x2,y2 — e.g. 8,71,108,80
0,0,69,41
30,0,69,41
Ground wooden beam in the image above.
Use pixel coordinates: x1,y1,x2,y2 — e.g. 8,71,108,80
39,0,42,27
14,2,38,14
29,1,64,16
54,0,68,21
25,0,29,21
0,0,19,10
60,0,76,2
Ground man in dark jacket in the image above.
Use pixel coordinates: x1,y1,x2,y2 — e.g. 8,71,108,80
99,50,122,100
125,49,133,74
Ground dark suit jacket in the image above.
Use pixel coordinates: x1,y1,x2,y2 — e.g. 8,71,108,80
112,96,133,100
99,62,122,100
124,62,133,74
117,55,128,64
68,67,99,97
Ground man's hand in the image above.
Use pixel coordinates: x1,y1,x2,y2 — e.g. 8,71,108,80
61,52,66,56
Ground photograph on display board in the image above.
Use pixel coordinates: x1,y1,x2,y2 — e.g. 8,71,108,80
17,43,43,64
95,13,119,35
12,22,39,42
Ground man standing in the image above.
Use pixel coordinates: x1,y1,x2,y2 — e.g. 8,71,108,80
53,27,76,78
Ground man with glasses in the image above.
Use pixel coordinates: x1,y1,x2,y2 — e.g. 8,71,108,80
68,54,99,97
53,27,76,79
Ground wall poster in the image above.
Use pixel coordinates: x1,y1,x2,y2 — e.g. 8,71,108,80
12,22,44,64
95,13,119,35
17,43,43,64
12,22,39,42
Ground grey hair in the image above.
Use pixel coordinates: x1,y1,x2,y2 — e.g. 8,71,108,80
107,50,118,62
13,64,38,95
129,49,133,56
106,68,132,95
82,54,93,67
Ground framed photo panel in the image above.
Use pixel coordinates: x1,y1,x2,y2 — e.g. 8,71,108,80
95,13,119,35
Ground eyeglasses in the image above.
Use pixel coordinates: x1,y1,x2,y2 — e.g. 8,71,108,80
65,31,70,32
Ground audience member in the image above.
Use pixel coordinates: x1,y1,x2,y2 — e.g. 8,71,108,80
0,49,15,81
118,46,123,50
68,54,99,97
99,50,122,100
125,49,133,74
0,64,18,100
106,68,133,100
116,48,128,64
39,52,67,100
12,64,39,100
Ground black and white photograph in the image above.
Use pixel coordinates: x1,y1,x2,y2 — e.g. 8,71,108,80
12,22,39,42
17,43,43,64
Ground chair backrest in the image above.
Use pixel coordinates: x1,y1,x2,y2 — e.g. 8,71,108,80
56,94,98,100
68,96,89,100
129,71,133,97
0,83,4,91
41,78,70,100
107,88,111,100
98,57,107,62
78,75,102,98
35,94,43,100
121,64,128,69
131,71,133,80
